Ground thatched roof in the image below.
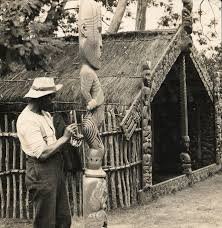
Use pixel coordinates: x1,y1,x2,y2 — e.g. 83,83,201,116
0,29,178,107
0,28,213,112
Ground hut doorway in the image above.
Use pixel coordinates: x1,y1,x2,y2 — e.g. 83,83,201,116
151,57,216,184
151,66,181,184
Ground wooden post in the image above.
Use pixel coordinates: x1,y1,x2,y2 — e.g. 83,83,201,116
102,109,110,210
19,146,24,219
179,0,193,174
103,117,108,167
123,135,131,206
179,56,192,174
118,113,128,207
180,57,189,138
131,133,137,205
0,125,5,218
107,111,117,209
111,110,124,208
12,120,17,218
4,114,11,218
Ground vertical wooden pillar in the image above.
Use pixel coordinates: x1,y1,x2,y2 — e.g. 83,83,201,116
4,114,11,218
179,55,192,174
214,70,222,164
0,124,5,218
141,62,152,188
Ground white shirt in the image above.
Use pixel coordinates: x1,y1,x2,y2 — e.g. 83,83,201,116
17,106,57,158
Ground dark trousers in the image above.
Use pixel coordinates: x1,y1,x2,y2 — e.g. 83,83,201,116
25,153,71,228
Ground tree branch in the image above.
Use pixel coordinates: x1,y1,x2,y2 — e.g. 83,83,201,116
107,0,128,33
207,0,218,36
199,0,206,34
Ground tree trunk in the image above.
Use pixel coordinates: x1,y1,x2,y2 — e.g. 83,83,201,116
135,0,147,30
107,0,128,33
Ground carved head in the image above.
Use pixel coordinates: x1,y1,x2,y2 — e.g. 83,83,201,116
181,135,190,151
79,0,102,70
182,0,193,12
182,0,193,34
87,148,103,170
142,61,151,87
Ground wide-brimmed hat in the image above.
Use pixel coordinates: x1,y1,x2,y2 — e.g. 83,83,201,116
24,77,63,98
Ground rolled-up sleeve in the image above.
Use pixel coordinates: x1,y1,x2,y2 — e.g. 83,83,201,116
17,120,47,158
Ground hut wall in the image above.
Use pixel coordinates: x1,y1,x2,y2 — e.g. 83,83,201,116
200,103,215,165
189,101,215,169
0,104,143,219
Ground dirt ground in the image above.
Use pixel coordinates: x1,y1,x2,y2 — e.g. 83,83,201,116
1,172,222,228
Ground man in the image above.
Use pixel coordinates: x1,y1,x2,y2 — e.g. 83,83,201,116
17,77,77,228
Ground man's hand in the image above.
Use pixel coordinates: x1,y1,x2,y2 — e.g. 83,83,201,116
63,123,78,141
39,123,78,161
87,99,97,110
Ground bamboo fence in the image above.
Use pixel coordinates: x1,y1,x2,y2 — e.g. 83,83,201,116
0,107,143,219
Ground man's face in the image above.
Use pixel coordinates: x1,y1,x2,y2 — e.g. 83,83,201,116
38,93,56,112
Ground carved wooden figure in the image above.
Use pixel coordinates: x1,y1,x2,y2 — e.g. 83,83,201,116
180,0,193,52
141,61,152,187
120,63,152,141
182,0,193,34
179,0,193,174
79,0,107,227
79,0,105,176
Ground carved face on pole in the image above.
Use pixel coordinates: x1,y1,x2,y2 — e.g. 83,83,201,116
182,0,193,34
79,0,102,70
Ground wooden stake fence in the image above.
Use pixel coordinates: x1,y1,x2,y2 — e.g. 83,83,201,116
4,114,10,218
0,108,143,219
0,124,5,218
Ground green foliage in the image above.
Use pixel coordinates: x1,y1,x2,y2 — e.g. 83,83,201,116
0,0,70,74
157,0,220,53
202,44,222,78
0,0,220,76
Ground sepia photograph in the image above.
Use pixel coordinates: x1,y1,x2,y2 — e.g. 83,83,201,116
0,0,221,227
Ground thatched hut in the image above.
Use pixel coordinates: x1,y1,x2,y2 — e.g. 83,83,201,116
0,27,221,219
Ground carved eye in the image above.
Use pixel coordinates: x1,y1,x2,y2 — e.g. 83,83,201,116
80,23,87,37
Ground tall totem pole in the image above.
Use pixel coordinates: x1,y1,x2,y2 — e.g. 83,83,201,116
79,0,107,227
179,0,193,174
